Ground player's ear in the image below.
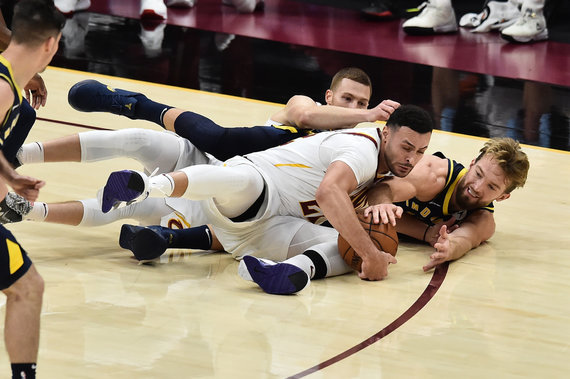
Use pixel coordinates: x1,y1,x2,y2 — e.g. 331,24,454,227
324,89,333,105
496,193,510,202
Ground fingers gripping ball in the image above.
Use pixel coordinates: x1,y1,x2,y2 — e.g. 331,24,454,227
337,212,399,271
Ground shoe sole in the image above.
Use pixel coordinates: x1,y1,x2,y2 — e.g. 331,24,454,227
243,255,308,295
102,171,145,213
404,24,458,35
501,29,548,43
119,224,168,261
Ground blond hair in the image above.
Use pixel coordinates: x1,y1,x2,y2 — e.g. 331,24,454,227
476,138,529,193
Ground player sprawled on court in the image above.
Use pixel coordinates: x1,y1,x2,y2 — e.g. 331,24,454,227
0,1,64,378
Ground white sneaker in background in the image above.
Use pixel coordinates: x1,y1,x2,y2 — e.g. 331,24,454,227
55,0,91,15
471,1,521,33
402,1,458,35
500,7,548,43
140,0,167,19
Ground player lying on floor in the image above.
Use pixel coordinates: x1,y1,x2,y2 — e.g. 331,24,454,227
116,137,528,291
5,105,434,287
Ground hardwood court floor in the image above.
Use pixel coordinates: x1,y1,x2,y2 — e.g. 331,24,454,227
0,68,568,378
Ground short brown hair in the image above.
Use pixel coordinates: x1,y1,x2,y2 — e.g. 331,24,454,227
11,0,66,47
476,138,529,193
330,67,372,96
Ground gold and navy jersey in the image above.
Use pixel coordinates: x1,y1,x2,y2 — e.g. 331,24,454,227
0,55,22,150
395,152,494,226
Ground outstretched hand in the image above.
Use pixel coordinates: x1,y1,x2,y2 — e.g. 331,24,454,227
423,224,454,272
424,217,458,246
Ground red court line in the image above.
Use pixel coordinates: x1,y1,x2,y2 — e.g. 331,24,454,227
37,117,112,131
288,261,449,378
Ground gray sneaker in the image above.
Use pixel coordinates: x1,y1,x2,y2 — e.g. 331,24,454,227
0,192,32,224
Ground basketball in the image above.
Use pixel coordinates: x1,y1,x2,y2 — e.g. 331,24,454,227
337,211,399,271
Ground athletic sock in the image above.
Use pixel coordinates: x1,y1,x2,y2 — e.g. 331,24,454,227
282,254,316,279
132,95,172,128
149,173,175,196
25,202,48,222
166,225,213,250
11,363,36,379
16,142,44,165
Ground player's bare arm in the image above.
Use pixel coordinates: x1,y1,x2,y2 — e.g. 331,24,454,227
0,83,45,201
271,95,400,130
316,161,397,281
423,209,495,271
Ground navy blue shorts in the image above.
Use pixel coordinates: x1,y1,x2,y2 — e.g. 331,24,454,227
0,225,32,290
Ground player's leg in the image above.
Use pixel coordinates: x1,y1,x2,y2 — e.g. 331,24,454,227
18,129,186,174
101,162,264,219
238,223,351,294
0,227,43,379
166,110,306,161
118,223,219,261
68,79,304,161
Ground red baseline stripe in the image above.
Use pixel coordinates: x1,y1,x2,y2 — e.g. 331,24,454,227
288,261,449,378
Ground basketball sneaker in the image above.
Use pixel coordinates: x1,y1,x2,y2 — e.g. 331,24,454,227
469,1,521,33
0,193,32,224
402,1,457,35
68,80,141,118
500,7,548,43
101,170,150,213
54,0,91,16
240,255,309,295
119,224,170,261
140,0,167,19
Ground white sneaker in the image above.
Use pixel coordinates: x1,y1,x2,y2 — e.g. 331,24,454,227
140,0,167,19
54,0,91,15
470,1,521,33
402,1,457,35
223,0,264,13
500,8,548,43
165,0,195,6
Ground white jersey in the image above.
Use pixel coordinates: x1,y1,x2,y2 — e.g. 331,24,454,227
244,127,382,224
202,128,383,259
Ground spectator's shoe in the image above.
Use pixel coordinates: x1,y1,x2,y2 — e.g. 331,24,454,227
54,0,91,16
166,0,195,7
68,80,141,118
470,1,521,33
361,1,396,21
119,224,170,261
0,193,32,224
140,0,167,19
402,1,457,35
240,255,309,295
500,8,548,43
101,170,149,213
223,0,265,13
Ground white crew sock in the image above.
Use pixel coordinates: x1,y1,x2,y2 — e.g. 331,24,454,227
17,142,44,164
25,202,48,221
149,173,175,196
